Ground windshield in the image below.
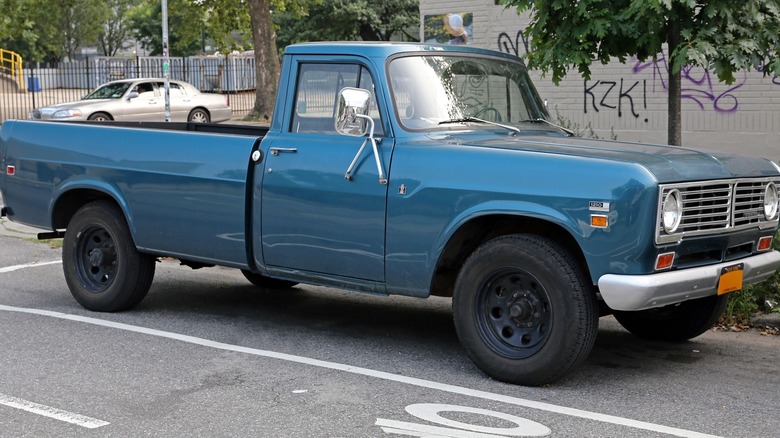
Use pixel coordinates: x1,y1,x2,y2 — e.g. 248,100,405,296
389,54,549,131
84,82,132,100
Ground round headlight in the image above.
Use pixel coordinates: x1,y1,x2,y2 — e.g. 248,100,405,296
662,189,683,234
764,182,778,220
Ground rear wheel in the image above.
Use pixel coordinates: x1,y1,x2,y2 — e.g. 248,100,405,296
453,234,598,386
241,270,298,289
88,112,111,121
613,295,728,341
188,108,210,123
62,200,155,311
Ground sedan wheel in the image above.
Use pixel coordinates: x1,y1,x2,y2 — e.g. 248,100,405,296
88,112,111,121
188,108,210,123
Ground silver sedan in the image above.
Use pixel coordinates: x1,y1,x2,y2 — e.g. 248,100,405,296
28,78,232,123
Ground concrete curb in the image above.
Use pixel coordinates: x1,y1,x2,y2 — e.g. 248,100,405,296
0,217,48,239
752,312,780,329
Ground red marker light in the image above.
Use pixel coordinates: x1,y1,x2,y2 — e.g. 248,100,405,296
758,236,773,251
6,165,14,176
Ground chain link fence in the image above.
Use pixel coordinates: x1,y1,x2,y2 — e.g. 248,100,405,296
0,55,258,122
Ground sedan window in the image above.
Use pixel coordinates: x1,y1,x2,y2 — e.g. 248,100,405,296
84,82,132,100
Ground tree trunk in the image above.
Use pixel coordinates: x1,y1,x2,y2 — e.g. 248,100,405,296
667,20,682,146
246,0,279,122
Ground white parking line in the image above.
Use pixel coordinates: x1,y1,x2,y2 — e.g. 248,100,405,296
0,261,61,274
0,304,721,438
0,393,109,429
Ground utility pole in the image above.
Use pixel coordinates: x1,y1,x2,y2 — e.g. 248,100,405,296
161,0,171,122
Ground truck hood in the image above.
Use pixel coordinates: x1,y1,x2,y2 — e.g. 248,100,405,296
438,132,780,183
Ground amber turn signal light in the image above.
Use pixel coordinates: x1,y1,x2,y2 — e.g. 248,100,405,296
591,215,608,228
655,252,675,270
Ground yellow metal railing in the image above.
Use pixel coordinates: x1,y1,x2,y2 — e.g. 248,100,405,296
0,48,25,91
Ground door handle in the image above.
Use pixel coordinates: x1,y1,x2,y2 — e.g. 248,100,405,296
270,147,298,156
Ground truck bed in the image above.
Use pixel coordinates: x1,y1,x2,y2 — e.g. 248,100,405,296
1,120,265,268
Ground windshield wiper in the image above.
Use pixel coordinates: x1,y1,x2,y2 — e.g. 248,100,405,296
519,118,574,136
438,116,521,135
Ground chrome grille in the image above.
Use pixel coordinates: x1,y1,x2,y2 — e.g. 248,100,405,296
734,181,767,227
656,178,780,244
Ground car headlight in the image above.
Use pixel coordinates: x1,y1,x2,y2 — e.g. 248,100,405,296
764,182,778,220
662,189,683,234
52,109,82,118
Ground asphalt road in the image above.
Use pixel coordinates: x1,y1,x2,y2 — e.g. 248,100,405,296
1,220,778,437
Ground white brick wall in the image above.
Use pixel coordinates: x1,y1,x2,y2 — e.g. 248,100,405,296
420,1,780,161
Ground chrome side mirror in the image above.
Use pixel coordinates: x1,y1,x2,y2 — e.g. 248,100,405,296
335,87,371,136
126,91,139,100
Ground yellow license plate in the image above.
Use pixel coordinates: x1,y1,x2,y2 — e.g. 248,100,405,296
717,264,744,295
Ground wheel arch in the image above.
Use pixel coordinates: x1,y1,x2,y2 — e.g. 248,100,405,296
87,111,113,121
51,184,135,238
189,107,210,120
429,213,590,298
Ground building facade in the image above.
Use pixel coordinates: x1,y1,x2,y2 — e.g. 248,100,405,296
420,1,780,160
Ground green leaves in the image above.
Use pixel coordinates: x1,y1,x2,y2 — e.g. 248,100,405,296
503,0,780,84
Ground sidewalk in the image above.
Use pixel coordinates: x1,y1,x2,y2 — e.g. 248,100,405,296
0,192,47,238
0,216,47,239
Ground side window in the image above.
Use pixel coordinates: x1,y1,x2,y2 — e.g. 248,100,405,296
291,63,383,135
133,82,155,98
166,83,184,97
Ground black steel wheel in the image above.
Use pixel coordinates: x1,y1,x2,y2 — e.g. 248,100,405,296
453,234,598,386
613,295,729,342
241,270,298,289
474,267,553,359
63,200,155,311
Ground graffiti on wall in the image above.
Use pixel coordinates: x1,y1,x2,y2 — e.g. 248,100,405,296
630,54,747,114
495,29,778,120
497,30,530,57
584,78,648,121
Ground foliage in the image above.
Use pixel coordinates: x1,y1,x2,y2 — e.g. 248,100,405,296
96,0,144,56
274,0,419,47
501,0,780,145
127,0,207,56
721,230,780,325
553,106,617,140
199,0,253,53
0,0,106,62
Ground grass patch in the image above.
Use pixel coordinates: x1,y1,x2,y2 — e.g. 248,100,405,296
23,237,63,249
719,231,780,328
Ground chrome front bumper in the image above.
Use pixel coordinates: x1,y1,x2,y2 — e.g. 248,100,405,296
598,251,780,311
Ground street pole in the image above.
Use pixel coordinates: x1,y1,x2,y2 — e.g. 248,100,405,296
161,0,171,122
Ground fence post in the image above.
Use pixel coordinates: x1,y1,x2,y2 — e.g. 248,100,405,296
29,63,36,109
224,54,230,106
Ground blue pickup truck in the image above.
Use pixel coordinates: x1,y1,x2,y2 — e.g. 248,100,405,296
2,42,780,385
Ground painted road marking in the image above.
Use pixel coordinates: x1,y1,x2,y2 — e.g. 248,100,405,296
0,261,61,274
0,393,109,429
377,403,551,437
0,304,721,438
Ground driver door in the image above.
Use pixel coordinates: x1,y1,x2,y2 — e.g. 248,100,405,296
260,61,391,282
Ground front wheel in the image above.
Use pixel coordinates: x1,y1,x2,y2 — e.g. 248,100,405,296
453,234,598,386
62,200,155,311
613,295,728,341
88,112,111,121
